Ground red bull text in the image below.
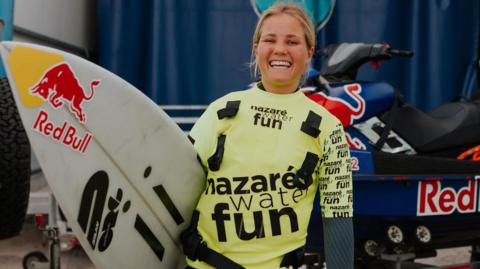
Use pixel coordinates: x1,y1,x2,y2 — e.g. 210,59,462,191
30,62,100,123
417,177,480,216
33,110,92,154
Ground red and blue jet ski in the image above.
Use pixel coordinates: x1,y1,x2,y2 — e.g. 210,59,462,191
304,43,480,265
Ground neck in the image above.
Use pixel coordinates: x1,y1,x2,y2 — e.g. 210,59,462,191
260,79,299,94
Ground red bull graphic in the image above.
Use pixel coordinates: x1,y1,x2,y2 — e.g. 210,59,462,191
345,132,366,150
32,110,93,154
307,84,365,127
417,177,480,216
307,84,367,150
26,62,99,154
30,62,100,123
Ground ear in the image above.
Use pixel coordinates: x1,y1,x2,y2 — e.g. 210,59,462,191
307,47,314,61
254,43,258,57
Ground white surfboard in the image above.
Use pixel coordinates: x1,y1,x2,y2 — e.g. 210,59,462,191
0,41,205,269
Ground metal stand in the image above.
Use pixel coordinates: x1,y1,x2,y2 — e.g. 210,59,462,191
22,227,61,269
23,190,78,269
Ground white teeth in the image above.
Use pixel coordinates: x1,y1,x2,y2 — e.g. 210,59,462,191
269,60,291,67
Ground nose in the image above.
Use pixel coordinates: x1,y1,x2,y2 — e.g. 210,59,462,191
273,42,287,55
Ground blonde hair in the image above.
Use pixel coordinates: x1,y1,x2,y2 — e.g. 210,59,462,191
250,2,316,78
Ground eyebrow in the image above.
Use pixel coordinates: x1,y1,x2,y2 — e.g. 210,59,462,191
261,33,301,39
261,33,276,38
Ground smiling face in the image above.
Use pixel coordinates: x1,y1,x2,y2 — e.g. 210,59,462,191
254,13,314,94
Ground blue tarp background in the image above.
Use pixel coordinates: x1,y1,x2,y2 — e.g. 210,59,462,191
315,0,480,110
98,0,479,111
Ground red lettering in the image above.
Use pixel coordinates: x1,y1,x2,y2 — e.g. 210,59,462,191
458,180,477,212
31,110,92,154
81,133,92,153
72,135,82,150
418,180,479,216
53,122,67,141
438,188,455,213
63,126,77,145
44,122,53,135
79,134,87,152
33,110,48,131
418,181,438,214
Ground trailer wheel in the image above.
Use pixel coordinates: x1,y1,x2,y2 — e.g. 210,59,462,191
0,77,30,239
22,251,48,269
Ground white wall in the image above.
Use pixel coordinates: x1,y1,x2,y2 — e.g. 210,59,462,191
13,0,96,50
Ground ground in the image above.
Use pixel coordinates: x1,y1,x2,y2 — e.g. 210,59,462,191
0,217,474,268
0,217,95,269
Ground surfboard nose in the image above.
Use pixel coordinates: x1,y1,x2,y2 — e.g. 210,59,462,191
0,42,8,61
0,41,44,58
0,41,16,69
0,40,15,53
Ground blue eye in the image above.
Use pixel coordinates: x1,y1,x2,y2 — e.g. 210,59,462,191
287,40,298,45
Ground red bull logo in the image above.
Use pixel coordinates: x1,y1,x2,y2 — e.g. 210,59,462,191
30,62,100,123
307,84,365,127
345,133,366,150
417,177,480,216
26,61,100,154
307,84,367,150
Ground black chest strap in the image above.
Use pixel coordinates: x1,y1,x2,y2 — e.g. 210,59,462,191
217,100,241,119
295,111,322,190
207,100,240,171
181,211,245,269
207,134,226,171
301,111,322,138
293,152,319,190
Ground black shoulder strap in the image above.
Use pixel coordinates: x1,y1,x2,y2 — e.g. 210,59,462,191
301,111,322,138
181,211,245,269
217,100,241,119
293,152,319,190
208,135,226,171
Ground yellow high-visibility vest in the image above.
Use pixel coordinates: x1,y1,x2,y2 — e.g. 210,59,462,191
187,84,353,269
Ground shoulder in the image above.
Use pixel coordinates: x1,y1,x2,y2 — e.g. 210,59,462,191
299,93,342,128
207,89,254,109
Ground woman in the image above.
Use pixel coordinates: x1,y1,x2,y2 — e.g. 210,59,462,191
182,3,353,269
